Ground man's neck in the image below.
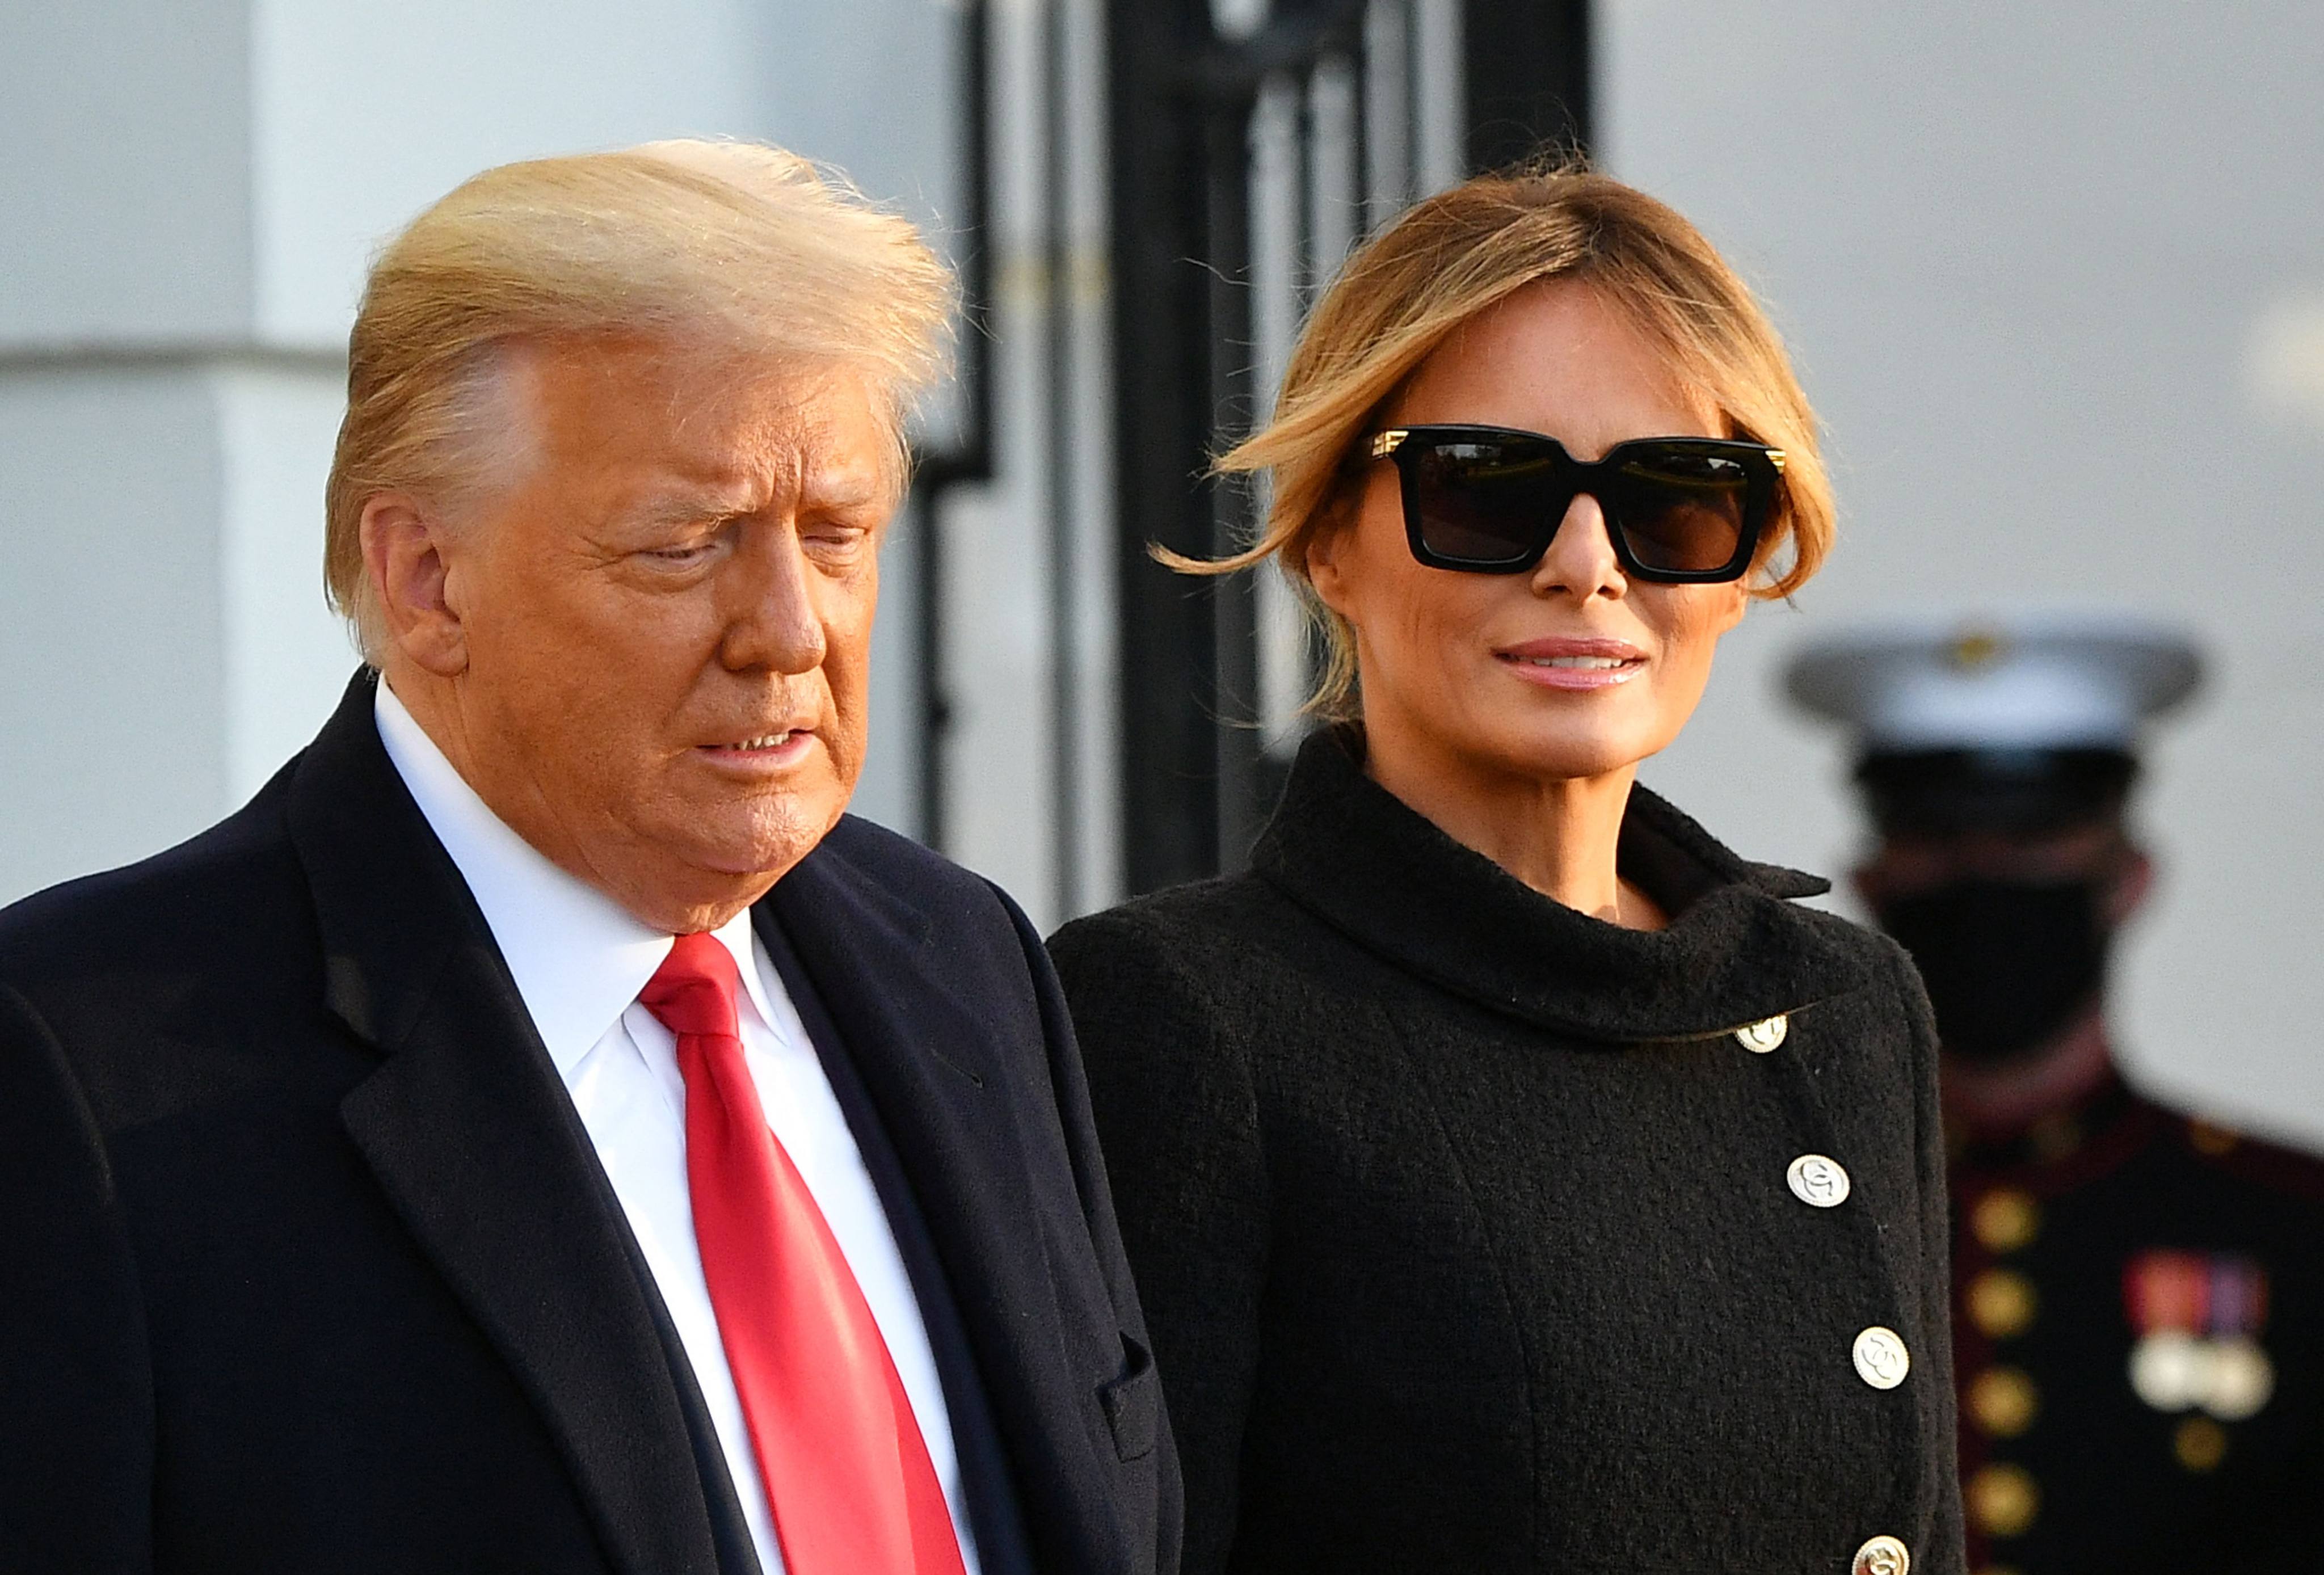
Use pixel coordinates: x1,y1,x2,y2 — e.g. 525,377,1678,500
1940,1004,2117,1140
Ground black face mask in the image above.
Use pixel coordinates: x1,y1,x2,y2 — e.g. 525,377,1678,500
1873,879,2110,1063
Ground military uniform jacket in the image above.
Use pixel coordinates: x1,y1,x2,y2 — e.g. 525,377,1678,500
1049,728,1967,1575
1951,1075,2324,1573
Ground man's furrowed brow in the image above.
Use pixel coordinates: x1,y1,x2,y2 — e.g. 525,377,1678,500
629,482,763,530
801,458,898,515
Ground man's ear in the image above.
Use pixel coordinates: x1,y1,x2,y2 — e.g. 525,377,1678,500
2105,845,2155,927
1850,845,1902,914
360,494,469,677
1849,862,1880,909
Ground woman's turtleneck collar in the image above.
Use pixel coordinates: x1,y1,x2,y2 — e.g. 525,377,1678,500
1250,726,1876,1043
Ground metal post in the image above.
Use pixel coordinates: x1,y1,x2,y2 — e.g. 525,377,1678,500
1461,0,1589,170
915,0,998,853
1043,0,1083,916
1205,90,1265,870
1106,0,1226,893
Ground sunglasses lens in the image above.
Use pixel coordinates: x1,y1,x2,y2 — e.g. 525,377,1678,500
1606,447,1755,575
1407,439,1561,566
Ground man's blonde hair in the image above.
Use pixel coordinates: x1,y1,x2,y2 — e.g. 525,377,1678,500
1194,161,1834,718
323,138,954,654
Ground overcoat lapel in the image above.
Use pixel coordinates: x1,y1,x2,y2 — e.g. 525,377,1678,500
759,848,1095,1536
287,673,721,1575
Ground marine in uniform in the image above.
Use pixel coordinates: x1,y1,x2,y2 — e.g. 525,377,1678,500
1788,616,2324,1575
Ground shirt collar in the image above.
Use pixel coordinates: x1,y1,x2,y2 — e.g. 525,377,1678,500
373,681,779,1073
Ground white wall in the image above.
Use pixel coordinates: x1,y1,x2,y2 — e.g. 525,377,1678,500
1601,0,2324,1140
0,368,231,894
0,0,252,348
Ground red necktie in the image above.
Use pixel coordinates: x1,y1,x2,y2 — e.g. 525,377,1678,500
639,933,966,1575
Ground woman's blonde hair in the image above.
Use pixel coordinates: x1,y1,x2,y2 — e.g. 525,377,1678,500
1195,161,1833,718
323,138,953,655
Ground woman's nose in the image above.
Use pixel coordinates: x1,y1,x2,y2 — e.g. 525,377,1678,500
1531,491,1627,601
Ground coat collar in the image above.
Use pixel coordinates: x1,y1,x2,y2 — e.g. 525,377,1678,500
1253,726,1873,1043
287,668,725,1575
372,678,778,1080
757,841,1104,1572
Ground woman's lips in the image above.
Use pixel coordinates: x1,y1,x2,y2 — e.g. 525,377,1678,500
1494,637,1648,690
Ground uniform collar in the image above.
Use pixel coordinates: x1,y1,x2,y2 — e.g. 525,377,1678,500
373,680,776,1073
1948,1067,2157,1184
1252,726,1872,1042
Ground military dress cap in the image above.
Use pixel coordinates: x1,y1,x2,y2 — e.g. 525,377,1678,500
1783,613,2205,833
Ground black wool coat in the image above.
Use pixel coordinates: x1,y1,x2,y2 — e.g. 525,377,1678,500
1050,728,1966,1575
0,671,1177,1575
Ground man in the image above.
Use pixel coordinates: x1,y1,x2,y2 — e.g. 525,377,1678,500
0,141,1176,1575
1788,616,2324,1575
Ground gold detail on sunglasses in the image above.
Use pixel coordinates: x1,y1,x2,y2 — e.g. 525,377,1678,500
1374,427,1782,473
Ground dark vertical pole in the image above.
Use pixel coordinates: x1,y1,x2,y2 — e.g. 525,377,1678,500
1043,0,1082,916
1460,0,1591,170
910,488,953,848
1205,95,1264,870
1106,0,1223,893
916,0,997,852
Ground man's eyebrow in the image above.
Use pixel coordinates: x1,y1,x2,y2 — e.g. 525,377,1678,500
799,464,895,512
624,462,894,530
626,485,762,529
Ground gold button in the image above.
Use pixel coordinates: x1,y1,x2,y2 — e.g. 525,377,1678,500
1736,1014,1788,1052
2188,1118,2241,1156
1852,1533,1910,1575
1972,1188,2040,1253
1853,1326,1911,1389
1967,1268,2037,1340
1968,1461,2040,1537
1967,1366,2039,1437
2174,1415,2228,1472
1787,1153,1852,1207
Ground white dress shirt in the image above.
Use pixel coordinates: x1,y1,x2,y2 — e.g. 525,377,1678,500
374,684,980,1575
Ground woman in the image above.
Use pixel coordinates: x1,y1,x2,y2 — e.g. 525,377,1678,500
1050,167,1963,1575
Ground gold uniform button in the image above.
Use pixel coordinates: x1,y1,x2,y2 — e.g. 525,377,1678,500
1967,1268,2038,1340
2175,1415,2229,1472
1972,1188,2040,1253
1736,1014,1788,1053
1968,1461,2040,1537
2188,1118,2241,1156
1967,1366,2039,1437
1851,1534,1910,1575
1852,1325,1911,1389
1787,1153,1852,1207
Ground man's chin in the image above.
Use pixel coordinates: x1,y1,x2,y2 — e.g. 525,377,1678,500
611,853,798,935
679,799,847,882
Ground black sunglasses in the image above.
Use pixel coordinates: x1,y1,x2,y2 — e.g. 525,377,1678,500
1369,424,1785,582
